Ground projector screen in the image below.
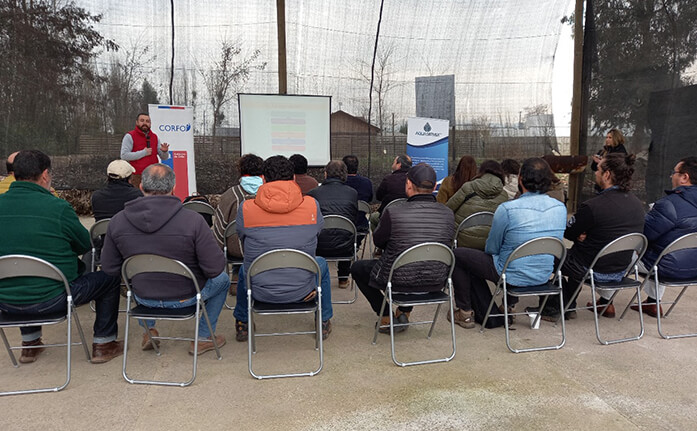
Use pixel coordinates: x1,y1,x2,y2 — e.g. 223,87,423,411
239,94,331,166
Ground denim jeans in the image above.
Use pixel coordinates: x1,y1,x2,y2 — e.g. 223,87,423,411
0,271,121,343
233,256,333,323
133,271,229,339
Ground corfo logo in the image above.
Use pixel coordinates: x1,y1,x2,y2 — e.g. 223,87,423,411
424,122,432,132
159,123,191,132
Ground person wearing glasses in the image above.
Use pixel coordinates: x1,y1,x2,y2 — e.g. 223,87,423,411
120,112,170,188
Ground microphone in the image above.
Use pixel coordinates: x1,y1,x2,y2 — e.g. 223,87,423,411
145,133,151,149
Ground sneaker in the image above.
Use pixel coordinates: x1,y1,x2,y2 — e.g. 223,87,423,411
189,334,226,355
322,320,332,340
587,301,615,318
448,308,475,329
235,320,248,342
19,338,45,364
141,328,160,351
91,340,124,364
338,279,350,289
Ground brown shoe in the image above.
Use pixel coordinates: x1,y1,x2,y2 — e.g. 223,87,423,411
322,320,332,340
630,301,664,318
338,279,350,289
377,315,406,334
91,340,124,364
19,338,45,364
587,301,615,318
235,320,248,342
189,334,226,355
141,328,160,351
448,308,475,329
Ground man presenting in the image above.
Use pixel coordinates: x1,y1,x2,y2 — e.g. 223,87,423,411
121,112,170,188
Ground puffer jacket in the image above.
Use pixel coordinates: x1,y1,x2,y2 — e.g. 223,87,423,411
435,175,457,204
307,178,358,257
446,173,508,250
642,185,697,279
236,180,323,303
370,194,455,291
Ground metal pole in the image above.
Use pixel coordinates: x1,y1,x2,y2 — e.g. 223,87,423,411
277,0,287,94
567,0,585,213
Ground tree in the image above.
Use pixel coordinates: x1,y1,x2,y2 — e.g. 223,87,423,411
0,0,116,153
199,40,266,140
357,42,403,133
140,79,159,111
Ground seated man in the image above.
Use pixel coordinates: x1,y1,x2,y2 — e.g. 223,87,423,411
101,164,228,354
308,160,359,288
451,158,567,329
212,153,263,259
630,156,697,317
290,153,318,195
0,151,18,194
233,155,333,341
351,163,454,331
91,159,143,221
370,154,412,231
537,153,645,320
0,150,122,364
342,154,373,232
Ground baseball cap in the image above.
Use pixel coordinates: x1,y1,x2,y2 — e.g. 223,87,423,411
407,163,436,189
107,160,135,179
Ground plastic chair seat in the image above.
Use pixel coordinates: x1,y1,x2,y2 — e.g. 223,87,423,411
656,276,697,286
594,277,642,290
252,299,318,313
391,291,449,305
0,310,67,325
507,282,560,297
128,304,197,319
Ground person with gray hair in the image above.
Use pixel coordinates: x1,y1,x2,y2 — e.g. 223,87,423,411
101,163,229,355
308,160,359,288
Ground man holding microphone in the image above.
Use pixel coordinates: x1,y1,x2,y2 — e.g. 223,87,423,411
120,112,170,188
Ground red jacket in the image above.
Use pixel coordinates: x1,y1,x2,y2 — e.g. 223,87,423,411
128,128,160,174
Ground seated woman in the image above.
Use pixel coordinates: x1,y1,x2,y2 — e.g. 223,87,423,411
591,128,627,171
446,160,508,250
436,155,477,204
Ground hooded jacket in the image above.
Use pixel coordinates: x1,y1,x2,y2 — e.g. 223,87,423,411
100,195,226,300
446,173,508,250
91,178,143,221
212,177,262,258
236,180,324,303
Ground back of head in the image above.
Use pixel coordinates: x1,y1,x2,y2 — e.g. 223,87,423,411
600,153,636,191
501,159,520,177
678,156,697,185
342,155,359,174
141,164,175,195
289,154,309,174
477,160,505,184
13,150,51,181
396,154,412,170
407,163,437,194
325,160,348,182
453,155,477,190
238,153,264,176
263,155,295,182
519,157,555,194
107,159,135,181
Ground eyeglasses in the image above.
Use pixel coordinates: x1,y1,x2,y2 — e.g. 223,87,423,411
670,170,681,177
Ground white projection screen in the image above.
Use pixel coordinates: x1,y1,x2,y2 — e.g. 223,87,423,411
239,94,331,166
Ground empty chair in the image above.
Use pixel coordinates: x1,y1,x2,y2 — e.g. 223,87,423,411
121,254,222,387
89,218,110,273
481,237,567,353
453,211,494,248
246,249,323,379
372,242,457,367
0,255,91,396
318,215,358,304
183,200,215,227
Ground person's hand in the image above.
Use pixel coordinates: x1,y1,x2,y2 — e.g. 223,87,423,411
160,142,170,152
577,233,587,242
144,147,153,156
592,155,602,164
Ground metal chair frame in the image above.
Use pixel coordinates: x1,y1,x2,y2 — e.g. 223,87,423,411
319,215,358,304
0,255,91,396
371,242,457,367
453,211,494,248
121,254,222,387
246,249,323,379
89,218,110,273
223,220,244,310
619,233,697,340
480,237,567,353
182,200,215,226
562,233,648,345
357,200,373,259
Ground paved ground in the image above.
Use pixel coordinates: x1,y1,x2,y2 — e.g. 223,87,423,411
1,218,696,430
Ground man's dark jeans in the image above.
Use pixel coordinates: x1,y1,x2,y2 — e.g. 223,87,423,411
351,259,413,316
0,271,121,343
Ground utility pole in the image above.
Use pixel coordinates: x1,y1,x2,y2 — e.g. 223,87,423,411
567,0,584,213
277,0,287,94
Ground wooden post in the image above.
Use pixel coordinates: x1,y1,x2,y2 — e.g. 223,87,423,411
276,0,287,94
567,0,584,213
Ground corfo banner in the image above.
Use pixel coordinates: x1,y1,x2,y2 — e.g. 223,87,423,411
406,117,449,183
148,104,195,201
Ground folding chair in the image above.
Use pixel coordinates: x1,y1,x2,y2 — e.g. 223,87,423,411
373,198,408,256
453,211,494,248
619,233,697,340
357,200,373,259
562,233,648,345
319,215,358,304
182,200,215,227
88,218,110,312
121,254,222,387
223,220,244,310
246,249,323,379
0,255,91,396
480,237,567,353
371,242,457,367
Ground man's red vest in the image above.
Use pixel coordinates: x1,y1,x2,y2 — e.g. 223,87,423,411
128,128,160,174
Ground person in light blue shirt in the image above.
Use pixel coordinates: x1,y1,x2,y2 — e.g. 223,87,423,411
450,158,566,329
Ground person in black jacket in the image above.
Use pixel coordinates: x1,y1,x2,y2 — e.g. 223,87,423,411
537,153,645,320
591,129,627,171
92,159,143,221
351,163,455,332
369,154,412,231
307,160,359,288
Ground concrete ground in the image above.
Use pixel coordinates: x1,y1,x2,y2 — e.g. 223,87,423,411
2,218,697,430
